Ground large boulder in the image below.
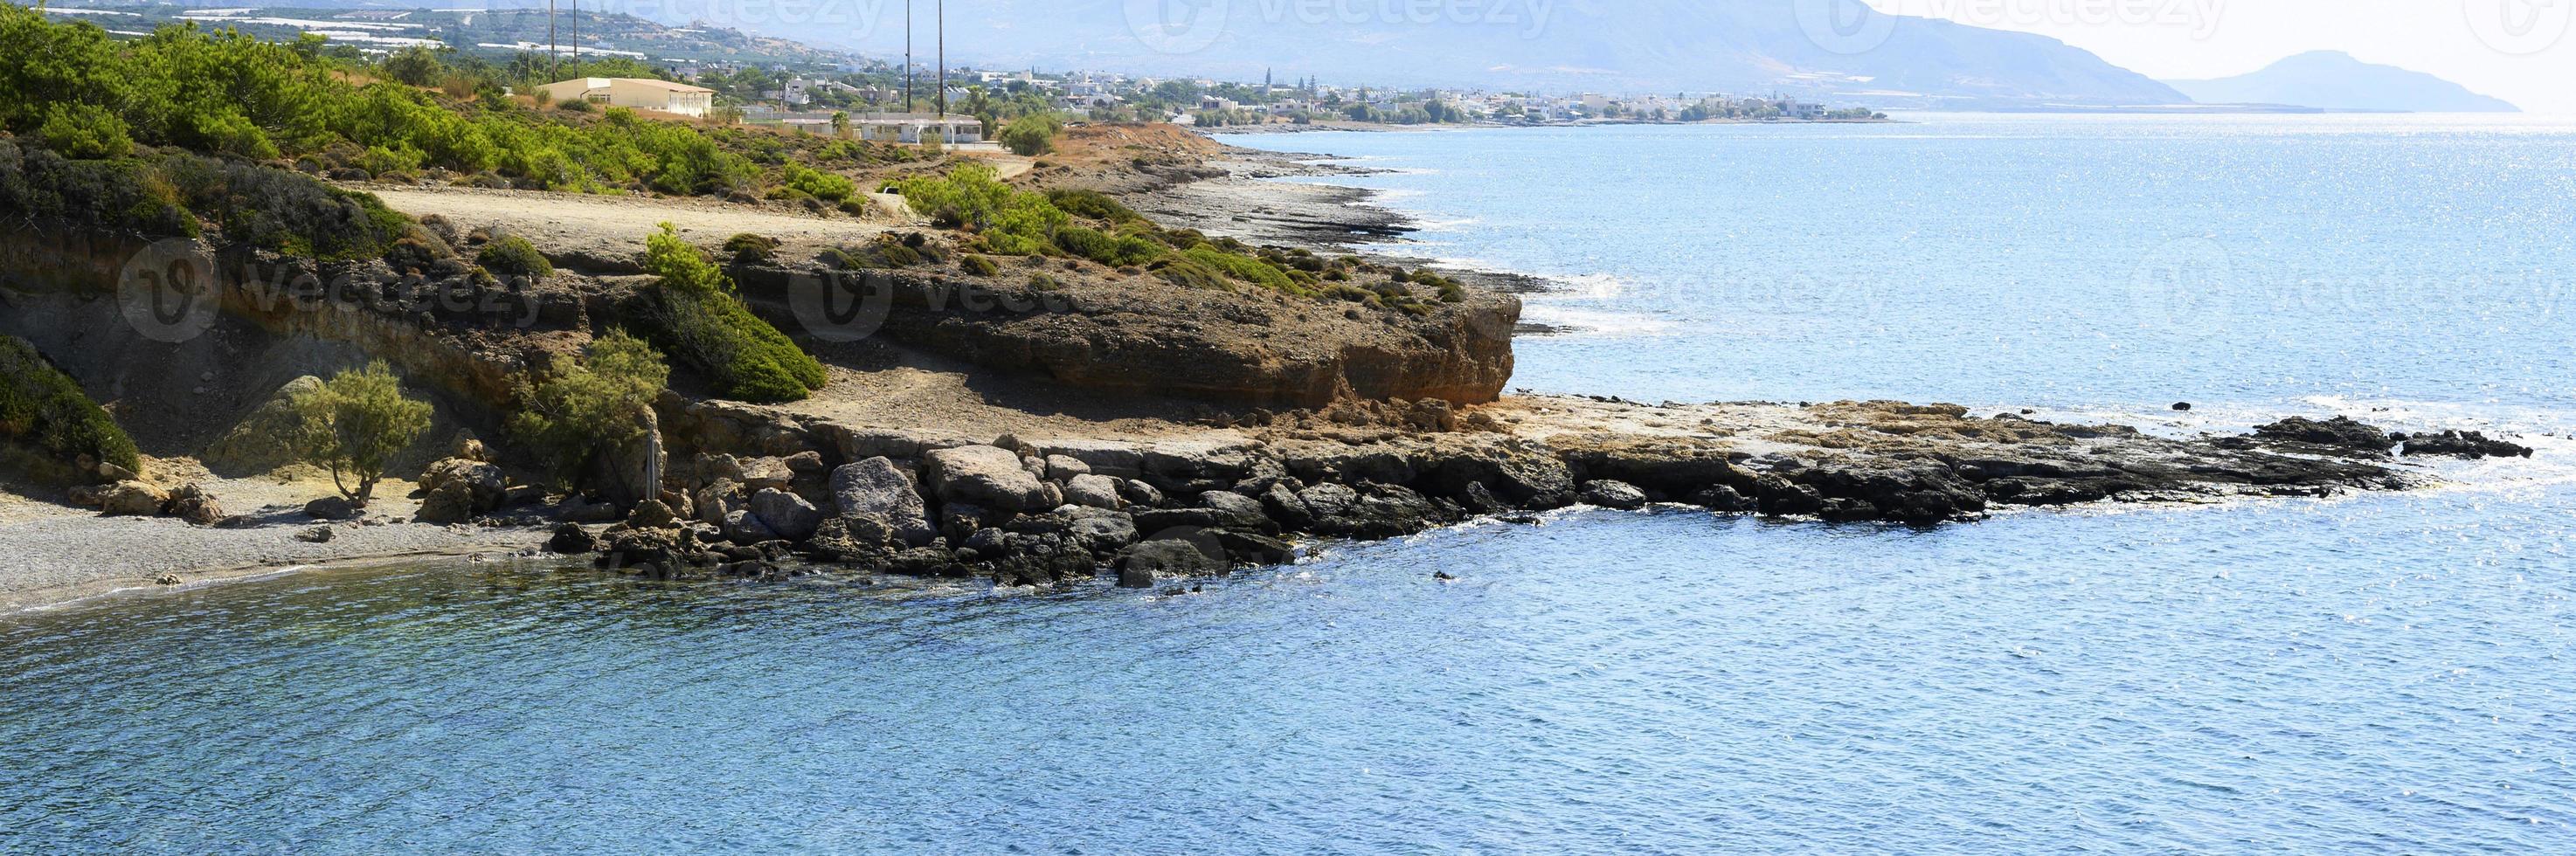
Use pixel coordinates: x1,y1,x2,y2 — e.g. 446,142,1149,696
829,458,936,544
924,445,1056,512
201,376,321,475
163,484,226,526
749,488,824,541
415,458,508,525
2254,417,2394,455
724,509,779,545
1579,480,1649,510
1117,538,1227,586
305,495,362,521
96,481,170,517
1063,474,1124,510
1201,490,1278,534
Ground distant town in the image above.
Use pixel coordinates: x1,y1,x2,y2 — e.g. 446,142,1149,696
31,3,1888,137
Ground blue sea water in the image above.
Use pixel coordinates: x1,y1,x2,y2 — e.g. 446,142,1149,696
6,115,2575,853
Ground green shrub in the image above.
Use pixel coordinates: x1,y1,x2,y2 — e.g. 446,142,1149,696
476,234,553,279
724,232,781,266
1045,188,1145,224
0,335,142,482
630,224,825,403
1053,224,1165,266
960,254,1001,276
781,164,857,203
998,113,1063,156
1182,245,1304,294
35,104,134,160
896,162,1015,230
509,330,669,491
290,361,433,505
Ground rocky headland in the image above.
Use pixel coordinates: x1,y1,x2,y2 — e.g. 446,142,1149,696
0,124,2537,605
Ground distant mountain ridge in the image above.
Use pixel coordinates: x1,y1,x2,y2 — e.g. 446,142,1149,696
2166,52,2519,113
913,0,2188,107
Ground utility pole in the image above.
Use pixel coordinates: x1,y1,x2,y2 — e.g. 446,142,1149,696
549,2,558,80
570,0,580,79
904,0,914,114
936,0,947,118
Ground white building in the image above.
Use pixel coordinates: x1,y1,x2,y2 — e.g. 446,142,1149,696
535,78,715,118
849,113,986,145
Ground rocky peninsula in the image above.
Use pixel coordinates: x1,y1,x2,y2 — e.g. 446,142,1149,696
0,124,2534,608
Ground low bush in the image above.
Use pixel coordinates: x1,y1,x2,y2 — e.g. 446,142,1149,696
724,232,781,266
781,164,857,203
629,224,825,403
476,234,553,279
510,330,669,491
998,113,1063,156
0,335,142,482
1044,188,1144,224
960,254,1001,276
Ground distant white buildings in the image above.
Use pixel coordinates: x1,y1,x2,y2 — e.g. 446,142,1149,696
535,77,716,118
848,113,986,145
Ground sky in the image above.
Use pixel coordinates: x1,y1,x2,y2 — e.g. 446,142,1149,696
1862,0,2576,113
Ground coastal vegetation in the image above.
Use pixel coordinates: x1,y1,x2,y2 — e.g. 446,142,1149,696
0,9,911,201
628,224,826,404
510,331,670,492
895,166,1463,313
998,114,1065,156
289,362,433,506
0,335,142,483
475,234,554,280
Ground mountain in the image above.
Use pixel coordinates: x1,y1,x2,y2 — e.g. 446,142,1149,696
2166,52,2519,113
818,0,2189,108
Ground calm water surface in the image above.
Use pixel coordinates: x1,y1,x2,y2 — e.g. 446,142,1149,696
5,114,2574,853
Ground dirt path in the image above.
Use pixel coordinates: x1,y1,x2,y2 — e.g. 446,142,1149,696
365,185,894,260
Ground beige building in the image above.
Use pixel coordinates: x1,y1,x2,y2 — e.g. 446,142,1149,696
849,114,986,145
534,78,716,118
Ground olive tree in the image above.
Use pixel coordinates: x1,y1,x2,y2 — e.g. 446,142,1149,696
292,362,433,505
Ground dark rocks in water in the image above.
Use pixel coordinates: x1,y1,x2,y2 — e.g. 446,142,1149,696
2399,431,2533,459
545,523,598,554
2253,416,2395,454
1260,481,1317,529
1578,480,1649,510
1434,570,1458,581
1686,485,1756,514
625,500,679,531
1796,466,1987,524
1458,481,1507,514
748,488,824,542
2172,403,2192,411
1212,529,1297,565
1754,474,1825,517
1200,490,1278,534
831,458,937,546
1118,538,1226,584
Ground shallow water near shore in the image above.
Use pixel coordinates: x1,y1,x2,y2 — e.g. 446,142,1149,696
7,114,2576,851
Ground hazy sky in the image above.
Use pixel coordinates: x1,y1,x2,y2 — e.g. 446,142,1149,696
1863,0,2576,112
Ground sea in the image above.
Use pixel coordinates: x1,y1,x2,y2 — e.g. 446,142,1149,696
3,114,2572,853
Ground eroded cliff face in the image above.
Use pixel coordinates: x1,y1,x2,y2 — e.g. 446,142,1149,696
728,262,1519,409
0,229,586,456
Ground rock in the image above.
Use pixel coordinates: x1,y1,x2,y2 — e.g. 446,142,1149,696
1579,480,1650,510
2172,403,2193,412
1118,479,1166,507
1201,490,1278,533
1430,448,1575,507
152,572,183,586
2254,416,2394,455
1686,485,1757,513
416,458,507,524
1045,454,1091,480
94,481,169,517
66,484,108,508
1064,508,1139,555
1133,507,1223,533
627,500,680,530
1063,474,1124,509
450,430,491,462
1118,538,1227,583
924,445,1056,512
546,523,598,554
1260,481,1316,528
749,488,824,541
2399,431,2533,459
1458,481,1506,514
296,526,336,543
694,479,746,526
1754,474,1825,517
164,484,225,526
1213,530,1297,565
724,509,779,546
830,458,937,545
203,376,321,474
305,495,363,521
1297,482,1360,518
97,461,141,483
